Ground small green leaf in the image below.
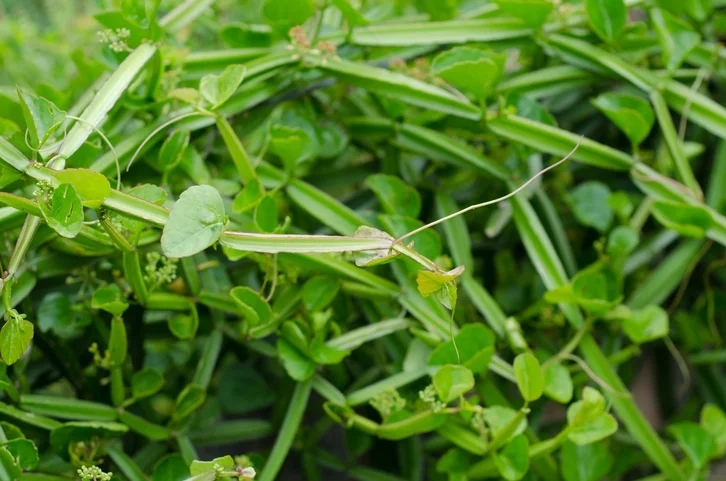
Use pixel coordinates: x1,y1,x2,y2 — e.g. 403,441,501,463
310,336,350,365
92,284,129,316
366,174,422,218
700,404,726,457
168,312,199,340
303,276,340,312
651,200,713,238
483,406,528,441
170,88,201,105
16,88,66,148
432,47,501,99
268,125,312,172
277,337,315,381
436,447,471,474
161,185,228,258
651,8,701,72
621,305,669,343
493,0,554,27
331,0,369,26
263,0,315,33
428,324,496,374
153,454,189,481
568,181,613,232
39,183,84,238
561,440,614,481
543,361,574,404
668,422,715,468
0,447,21,479
416,265,465,310
567,387,606,426
172,384,206,422
37,292,88,339
3,438,38,470
132,369,164,399
232,178,264,213
571,267,622,315
592,93,655,145
0,316,33,365
568,413,618,445
493,434,529,481
254,194,278,233
513,352,544,402
54,169,111,209
199,64,246,109
50,421,128,458
432,364,474,403
586,0,626,42
607,226,639,258
190,455,235,476
158,130,190,172
230,286,272,327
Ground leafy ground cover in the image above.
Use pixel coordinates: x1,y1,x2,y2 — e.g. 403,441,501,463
1,0,726,480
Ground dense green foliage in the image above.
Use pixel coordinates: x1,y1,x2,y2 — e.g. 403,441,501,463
1,0,726,480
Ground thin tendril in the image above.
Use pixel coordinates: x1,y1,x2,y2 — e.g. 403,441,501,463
563,354,629,398
126,112,199,173
395,137,582,244
64,115,122,190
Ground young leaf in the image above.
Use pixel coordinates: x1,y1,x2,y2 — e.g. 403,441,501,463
432,364,474,402
92,284,129,316
493,434,529,481
39,183,84,239
233,178,264,213
544,361,574,404
592,93,655,145
277,338,315,381
607,226,639,258
568,181,613,233
651,8,701,72
416,265,465,310
199,64,246,109
3,438,39,470
620,305,669,344
493,0,554,27
54,169,111,209
331,0,369,26
700,404,726,457
268,125,313,172
513,352,544,402
561,440,614,481
132,369,164,399
16,89,66,148
0,315,33,365
431,47,502,99
159,130,191,172
568,413,618,445
668,422,715,468
263,0,315,33
161,185,228,258
190,456,235,476
651,200,714,238
586,0,626,42
302,276,340,312
169,313,199,340
172,384,206,422
230,286,272,327
366,174,422,218
254,195,278,233
428,324,496,374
